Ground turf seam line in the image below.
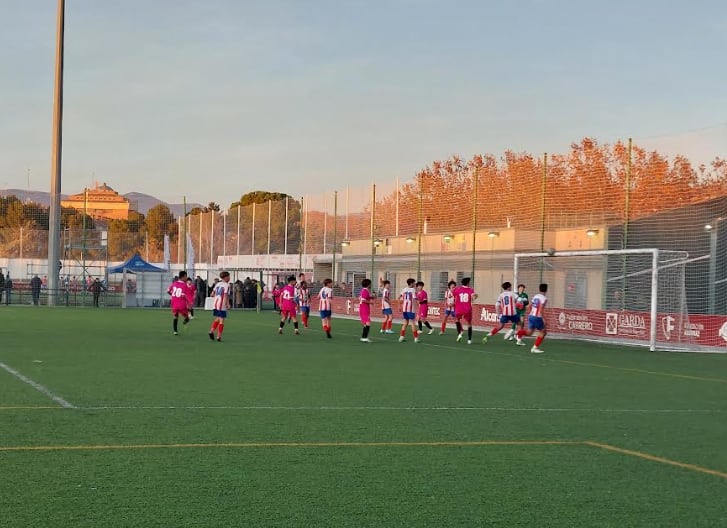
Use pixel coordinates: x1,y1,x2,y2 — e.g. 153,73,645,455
584,441,727,480
0,440,577,452
0,362,76,409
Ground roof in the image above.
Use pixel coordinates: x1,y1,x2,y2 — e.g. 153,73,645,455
108,253,166,273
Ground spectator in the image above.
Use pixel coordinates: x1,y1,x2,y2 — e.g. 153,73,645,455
0,270,5,303
30,274,42,305
4,273,12,305
89,277,105,307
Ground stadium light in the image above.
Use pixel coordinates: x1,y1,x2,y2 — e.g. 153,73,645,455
406,237,416,243
341,239,351,247
374,238,383,247
442,234,453,243
586,229,599,237
487,231,499,238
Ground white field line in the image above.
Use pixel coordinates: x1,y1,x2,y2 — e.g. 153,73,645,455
78,405,725,413
0,362,76,409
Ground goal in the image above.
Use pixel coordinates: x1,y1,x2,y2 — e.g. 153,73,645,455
513,249,692,352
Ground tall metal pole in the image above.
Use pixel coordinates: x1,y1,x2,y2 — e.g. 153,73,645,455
251,202,256,255
395,176,400,238
332,191,338,283
236,205,241,256
539,153,548,283
417,175,423,280
299,196,304,273
370,184,376,281
284,196,289,256
210,210,214,265
471,168,478,283
47,0,65,305
624,137,632,250
183,196,187,269
82,188,87,286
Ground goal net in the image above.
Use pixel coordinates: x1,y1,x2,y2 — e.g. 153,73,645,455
513,249,693,352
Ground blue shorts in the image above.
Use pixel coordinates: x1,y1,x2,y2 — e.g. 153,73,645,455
300,306,310,314
528,315,545,331
499,314,520,325
445,308,455,317
319,310,332,319
382,308,393,315
213,309,227,319
403,311,416,321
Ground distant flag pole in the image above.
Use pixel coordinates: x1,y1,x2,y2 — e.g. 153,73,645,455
47,0,65,306
163,234,171,270
183,196,187,271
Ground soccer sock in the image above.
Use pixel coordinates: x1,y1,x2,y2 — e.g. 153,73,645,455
211,320,219,332
535,335,544,347
418,321,423,331
387,320,393,330
413,329,419,338
490,327,499,336
456,322,463,334
400,327,406,337
364,325,370,338
302,313,308,326
441,321,446,332
381,322,387,331
468,327,473,340
173,318,178,332
293,321,299,330
217,323,224,337
190,308,194,317
425,321,432,330
516,329,525,339
279,320,285,329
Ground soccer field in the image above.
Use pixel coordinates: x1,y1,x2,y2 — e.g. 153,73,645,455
1,307,726,527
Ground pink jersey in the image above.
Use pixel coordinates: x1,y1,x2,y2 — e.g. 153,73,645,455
212,281,231,310
453,286,475,313
400,287,416,313
416,289,429,317
280,284,297,312
359,288,372,322
529,293,547,317
496,291,517,316
168,280,193,310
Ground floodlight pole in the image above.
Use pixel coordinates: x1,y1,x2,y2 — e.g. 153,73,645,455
47,0,65,306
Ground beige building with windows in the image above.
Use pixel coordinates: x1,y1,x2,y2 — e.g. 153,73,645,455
61,182,131,220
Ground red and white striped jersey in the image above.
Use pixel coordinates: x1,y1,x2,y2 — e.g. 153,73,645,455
212,281,231,310
496,290,518,316
318,286,333,311
445,288,455,308
381,287,391,310
400,287,416,313
530,293,547,317
298,287,310,307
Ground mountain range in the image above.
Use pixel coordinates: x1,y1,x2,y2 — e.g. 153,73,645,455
0,189,201,218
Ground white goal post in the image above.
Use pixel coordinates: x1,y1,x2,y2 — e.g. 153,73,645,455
513,248,696,352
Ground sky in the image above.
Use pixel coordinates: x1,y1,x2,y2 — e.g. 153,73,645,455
1,0,726,207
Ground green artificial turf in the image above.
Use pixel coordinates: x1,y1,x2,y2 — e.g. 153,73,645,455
1,307,726,527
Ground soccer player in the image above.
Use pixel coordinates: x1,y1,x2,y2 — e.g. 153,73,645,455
359,278,373,342
516,283,548,353
185,276,196,319
319,278,334,338
415,281,434,335
507,283,529,340
453,277,478,344
380,279,394,333
482,282,520,343
398,278,420,343
297,280,311,328
208,271,231,342
278,275,300,335
167,270,194,335
440,280,456,334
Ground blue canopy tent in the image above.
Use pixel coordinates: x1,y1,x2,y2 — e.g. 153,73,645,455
108,253,171,308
